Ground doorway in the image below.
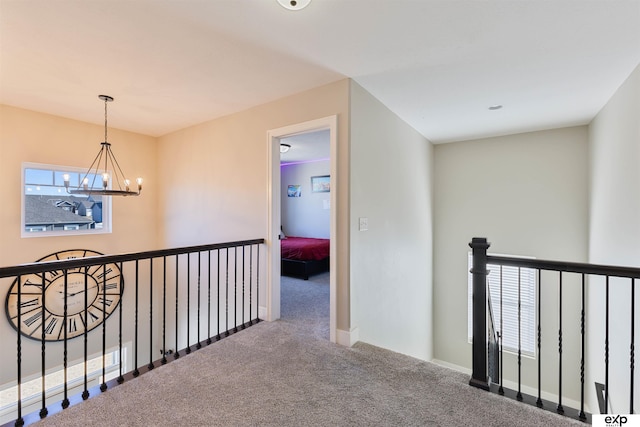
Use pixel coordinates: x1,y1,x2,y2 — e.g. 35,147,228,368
266,116,338,342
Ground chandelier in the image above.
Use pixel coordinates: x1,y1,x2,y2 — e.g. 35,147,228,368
64,95,142,197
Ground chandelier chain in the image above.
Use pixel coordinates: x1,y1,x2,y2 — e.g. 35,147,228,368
104,97,108,143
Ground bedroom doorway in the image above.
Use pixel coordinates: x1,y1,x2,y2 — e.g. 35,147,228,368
267,116,338,343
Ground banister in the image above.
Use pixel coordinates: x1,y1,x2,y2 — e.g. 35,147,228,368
0,239,265,279
1,238,265,427
486,255,640,279
471,236,639,423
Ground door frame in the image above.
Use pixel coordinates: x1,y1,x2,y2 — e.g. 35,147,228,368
266,115,338,343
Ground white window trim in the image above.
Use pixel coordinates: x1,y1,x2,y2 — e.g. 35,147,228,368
0,345,126,424
468,252,537,357
21,162,112,238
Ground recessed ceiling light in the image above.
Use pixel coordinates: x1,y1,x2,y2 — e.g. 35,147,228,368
277,0,311,11
488,105,503,111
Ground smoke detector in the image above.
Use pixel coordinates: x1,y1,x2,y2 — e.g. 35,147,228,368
277,0,311,11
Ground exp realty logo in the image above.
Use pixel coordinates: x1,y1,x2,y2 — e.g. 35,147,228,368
593,415,640,427
605,415,628,426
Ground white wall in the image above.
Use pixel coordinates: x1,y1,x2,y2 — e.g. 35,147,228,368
349,81,434,361
281,160,330,238
433,126,589,405
588,63,640,414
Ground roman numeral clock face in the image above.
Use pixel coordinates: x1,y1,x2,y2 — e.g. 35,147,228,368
5,249,123,341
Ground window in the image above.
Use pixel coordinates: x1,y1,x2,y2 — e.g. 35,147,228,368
21,163,111,237
0,347,123,424
468,253,537,356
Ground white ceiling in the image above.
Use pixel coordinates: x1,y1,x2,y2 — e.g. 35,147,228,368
1,0,639,144
281,129,330,164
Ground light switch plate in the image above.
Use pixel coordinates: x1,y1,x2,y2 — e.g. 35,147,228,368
359,217,368,231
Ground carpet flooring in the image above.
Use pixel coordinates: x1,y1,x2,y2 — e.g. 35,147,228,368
32,272,583,426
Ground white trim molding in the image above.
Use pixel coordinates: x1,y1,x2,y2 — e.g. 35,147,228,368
336,326,359,347
266,115,339,341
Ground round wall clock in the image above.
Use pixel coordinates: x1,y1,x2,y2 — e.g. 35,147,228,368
5,249,123,341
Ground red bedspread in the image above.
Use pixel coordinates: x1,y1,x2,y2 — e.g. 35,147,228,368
281,237,330,261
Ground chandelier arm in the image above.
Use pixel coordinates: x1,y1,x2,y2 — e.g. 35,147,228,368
105,146,127,191
70,146,105,196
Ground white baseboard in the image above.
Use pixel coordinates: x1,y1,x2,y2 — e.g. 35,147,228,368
336,326,359,347
430,359,592,414
431,359,472,375
258,305,268,321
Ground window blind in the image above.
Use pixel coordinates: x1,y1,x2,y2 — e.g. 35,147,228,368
468,253,537,356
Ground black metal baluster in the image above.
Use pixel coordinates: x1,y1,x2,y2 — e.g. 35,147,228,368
557,272,564,415
242,245,246,329
175,255,180,360
256,244,260,324
40,271,48,418
101,264,108,392
631,278,635,414
133,260,140,377
249,245,253,324
62,269,70,408
186,253,191,354
517,267,522,401
117,262,125,384
16,274,24,427
536,269,542,408
234,246,238,333
499,265,504,395
579,274,586,420
84,266,91,395
207,250,212,345
197,252,202,349
605,275,610,413
148,259,154,370
216,249,221,341
225,247,230,336
162,257,167,364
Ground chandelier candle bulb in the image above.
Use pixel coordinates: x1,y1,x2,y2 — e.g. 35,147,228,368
83,177,89,190
63,173,70,189
124,179,130,192
102,173,109,189
136,177,143,192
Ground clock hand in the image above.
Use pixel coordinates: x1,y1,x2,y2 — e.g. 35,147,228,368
58,285,98,297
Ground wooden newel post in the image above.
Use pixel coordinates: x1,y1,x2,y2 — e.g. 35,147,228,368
469,237,491,390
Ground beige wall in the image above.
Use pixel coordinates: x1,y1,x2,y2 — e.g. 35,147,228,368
433,126,589,404
0,104,158,383
588,63,640,414
0,105,158,264
157,79,351,331
349,81,434,360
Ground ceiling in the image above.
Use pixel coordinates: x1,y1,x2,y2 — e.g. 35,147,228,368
280,130,330,164
1,1,639,144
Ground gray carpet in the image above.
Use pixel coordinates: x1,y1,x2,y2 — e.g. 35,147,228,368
33,272,583,426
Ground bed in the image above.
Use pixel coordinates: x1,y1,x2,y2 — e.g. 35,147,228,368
281,236,330,280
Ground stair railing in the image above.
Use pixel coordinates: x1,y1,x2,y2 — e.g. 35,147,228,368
0,239,264,427
469,237,639,423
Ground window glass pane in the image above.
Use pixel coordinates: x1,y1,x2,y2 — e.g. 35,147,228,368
25,169,53,185
22,163,110,237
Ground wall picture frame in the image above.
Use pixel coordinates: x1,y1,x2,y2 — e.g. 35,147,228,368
287,185,302,197
311,175,330,193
